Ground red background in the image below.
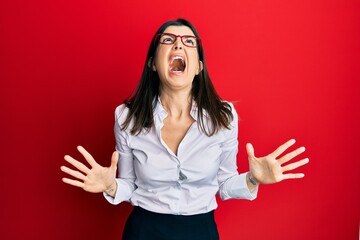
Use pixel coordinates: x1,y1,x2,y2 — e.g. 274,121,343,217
1,0,359,239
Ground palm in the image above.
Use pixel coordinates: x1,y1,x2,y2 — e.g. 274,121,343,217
81,162,116,192
247,139,309,184
61,146,118,193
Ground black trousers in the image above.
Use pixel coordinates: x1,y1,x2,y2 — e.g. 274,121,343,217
122,207,219,240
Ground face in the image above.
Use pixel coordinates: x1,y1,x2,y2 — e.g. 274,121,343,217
152,26,203,93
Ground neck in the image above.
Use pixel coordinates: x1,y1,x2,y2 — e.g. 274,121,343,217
159,90,192,117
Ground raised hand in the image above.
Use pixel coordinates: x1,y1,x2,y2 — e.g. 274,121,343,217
61,146,118,193
246,139,309,184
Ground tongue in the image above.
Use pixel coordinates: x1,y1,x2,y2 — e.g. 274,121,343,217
170,59,185,72
172,66,182,71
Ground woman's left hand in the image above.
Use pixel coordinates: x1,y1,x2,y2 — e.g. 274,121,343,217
246,139,309,184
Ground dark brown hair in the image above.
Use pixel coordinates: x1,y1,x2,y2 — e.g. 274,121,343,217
121,18,233,136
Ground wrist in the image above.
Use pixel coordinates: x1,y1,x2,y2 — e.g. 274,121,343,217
104,180,117,196
248,172,259,186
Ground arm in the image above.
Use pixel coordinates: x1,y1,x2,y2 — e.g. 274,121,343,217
218,105,309,200
60,105,136,204
102,105,136,204
218,104,259,200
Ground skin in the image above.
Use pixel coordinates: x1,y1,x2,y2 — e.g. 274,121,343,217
61,26,309,196
153,25,203,93
153,26,203,157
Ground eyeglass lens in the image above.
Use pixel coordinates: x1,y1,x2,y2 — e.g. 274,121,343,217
159,33,198,47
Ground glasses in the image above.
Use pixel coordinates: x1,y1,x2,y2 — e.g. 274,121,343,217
156,33,200,48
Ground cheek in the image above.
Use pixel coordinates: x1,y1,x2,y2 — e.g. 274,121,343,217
154,49,168,69
188,55,200,72
188,48,200,61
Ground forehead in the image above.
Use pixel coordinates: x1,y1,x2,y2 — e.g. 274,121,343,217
163,26,195,36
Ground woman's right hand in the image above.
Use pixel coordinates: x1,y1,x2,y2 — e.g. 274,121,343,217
61,146,119,195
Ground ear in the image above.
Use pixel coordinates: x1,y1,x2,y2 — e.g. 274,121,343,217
196,61,204,75
147,57,156,72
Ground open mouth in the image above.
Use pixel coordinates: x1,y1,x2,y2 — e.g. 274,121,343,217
169,55,186,73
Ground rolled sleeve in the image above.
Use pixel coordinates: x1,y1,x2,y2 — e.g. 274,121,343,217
103,178,134,204
219,172,258,200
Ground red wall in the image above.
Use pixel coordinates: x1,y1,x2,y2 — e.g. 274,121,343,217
1,0,359,239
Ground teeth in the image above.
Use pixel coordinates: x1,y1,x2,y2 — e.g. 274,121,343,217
172,55,183,60
170,55,184,64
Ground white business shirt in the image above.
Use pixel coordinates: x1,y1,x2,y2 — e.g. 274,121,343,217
104,99,258,215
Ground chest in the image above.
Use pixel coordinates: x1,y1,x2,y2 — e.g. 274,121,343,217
160,115,195,155
129,124,225,186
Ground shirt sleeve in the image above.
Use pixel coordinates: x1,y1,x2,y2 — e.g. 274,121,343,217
217,103,259,201
103,105,136,205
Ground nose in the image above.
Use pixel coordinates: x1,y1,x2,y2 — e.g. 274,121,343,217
172,36,183,50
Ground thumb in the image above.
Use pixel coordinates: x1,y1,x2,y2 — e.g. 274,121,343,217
110,151,119,169
246,143,256,159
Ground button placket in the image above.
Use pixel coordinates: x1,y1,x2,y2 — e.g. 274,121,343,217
177,164,187,181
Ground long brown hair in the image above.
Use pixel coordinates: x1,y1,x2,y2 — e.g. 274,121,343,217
121,19,233,136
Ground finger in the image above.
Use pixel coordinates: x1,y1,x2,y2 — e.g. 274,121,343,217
77,146,97,167
282,158,309,172
278,146,306,165
246,143,256,159
62,177,85,188
271,139,296,158
110,151,119,169
60,165,86,181
282,173,305,180
64,155,91,174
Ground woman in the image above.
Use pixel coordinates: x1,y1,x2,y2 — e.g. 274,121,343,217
61,19,309,239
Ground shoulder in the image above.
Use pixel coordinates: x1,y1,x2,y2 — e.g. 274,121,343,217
221,101,238,130
115,103,130,124
225,101,236,111
223,100,238,118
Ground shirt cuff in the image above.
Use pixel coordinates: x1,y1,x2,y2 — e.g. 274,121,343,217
103,178,133,205
221,172,259,200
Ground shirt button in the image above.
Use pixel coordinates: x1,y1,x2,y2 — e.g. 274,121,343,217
179,170,187,181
